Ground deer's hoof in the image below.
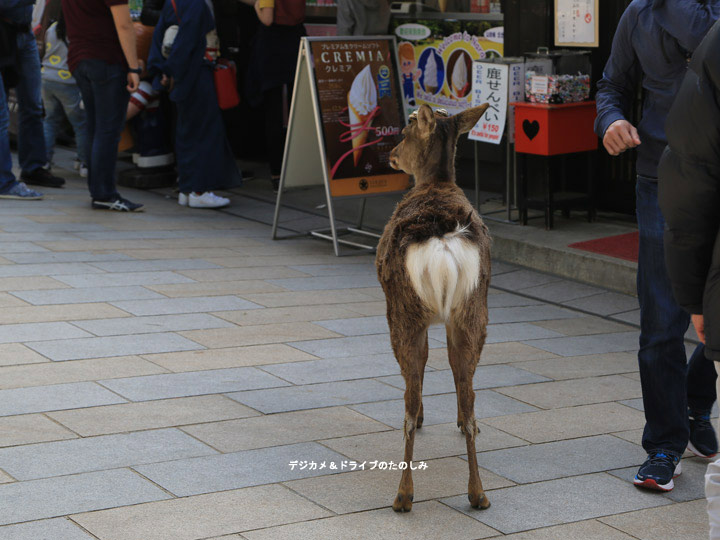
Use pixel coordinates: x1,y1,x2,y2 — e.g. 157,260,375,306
469,492,491,510
393,492,413,512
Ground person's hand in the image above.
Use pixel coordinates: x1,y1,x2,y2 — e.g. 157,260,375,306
161,74,174,91
692,314,706,344
603,119,641,156
127,72,140,93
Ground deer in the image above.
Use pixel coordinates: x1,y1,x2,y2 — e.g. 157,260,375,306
376,103,492,513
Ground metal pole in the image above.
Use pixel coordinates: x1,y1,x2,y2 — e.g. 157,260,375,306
474,140,480,210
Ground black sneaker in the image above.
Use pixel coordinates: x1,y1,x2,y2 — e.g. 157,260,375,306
21,168,65,188
633,451,681,492
688,409,718,458
91,197,143,212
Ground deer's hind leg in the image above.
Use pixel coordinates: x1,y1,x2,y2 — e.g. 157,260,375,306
390,319,429,512
447,323,490,510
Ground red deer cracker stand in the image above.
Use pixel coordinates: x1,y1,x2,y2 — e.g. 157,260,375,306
513,101,597,229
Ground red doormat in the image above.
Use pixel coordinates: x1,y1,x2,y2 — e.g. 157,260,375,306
568,231,639,262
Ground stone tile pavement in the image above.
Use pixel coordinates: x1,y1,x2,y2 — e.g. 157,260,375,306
0,173,710,539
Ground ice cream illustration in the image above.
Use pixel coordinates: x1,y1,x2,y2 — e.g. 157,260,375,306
424,52,438,94
451,56,469,97
438,0,448,12
347,65,378,166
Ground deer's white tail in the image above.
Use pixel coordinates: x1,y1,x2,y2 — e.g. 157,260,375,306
405,224,481,321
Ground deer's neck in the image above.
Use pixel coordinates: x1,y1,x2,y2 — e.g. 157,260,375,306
413,146,456,186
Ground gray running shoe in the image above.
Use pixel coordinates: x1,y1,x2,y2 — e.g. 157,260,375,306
0,182,44,200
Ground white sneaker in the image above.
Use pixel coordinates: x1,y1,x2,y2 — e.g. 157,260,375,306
178,192,188,206
79,164,88,178
188,191,230,209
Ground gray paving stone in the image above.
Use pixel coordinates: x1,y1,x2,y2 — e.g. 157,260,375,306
289,334,444,358
266,275,380,291
474,435,645,484
73,314,234,337
349,390,538,429
0,242,49,253
53,271,196,288
377,365,549,394
27,333,205,361
100,367,289,401
599,499,709,540
562,292,639,316
0,263,104,277
611,309,641,326
242,501,497,540
518,280,606,303
71,485,331,540
489,269,562,290
608,457,709,503
487,293,545,308
0,519,95,540
314,316,388,336
515,352,637,380
227,379,404,414
0,322,91,344
490,261,519,275
3,252,132,264
532,317,634,337
182,407,390,453
488,305,578,324
489,520,637,540
12,286,165,305
289,263,376,276
90,259,222,273
0,429,216,481
522,331,640,357
134,442,349,496
111,296,263,316
442,473,671,534
0,469,171,526
0,382,126,417
259,354,402,385
429,323,564,345
0,414,77,447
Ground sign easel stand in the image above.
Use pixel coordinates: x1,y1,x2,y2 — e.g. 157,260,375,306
474,129,520,225
271,37,409,256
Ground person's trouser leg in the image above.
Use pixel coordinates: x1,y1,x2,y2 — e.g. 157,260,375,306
636,177,701,455
15,32,47,174
73,59,128,201
688,343,718,413
0,70,18,193
54,82,89,165
706,361,720,540
42,82,65,164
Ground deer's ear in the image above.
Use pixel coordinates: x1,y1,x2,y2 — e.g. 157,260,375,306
455,103,490,134
416,104,436,137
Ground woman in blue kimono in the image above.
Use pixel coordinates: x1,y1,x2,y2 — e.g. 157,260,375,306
148,0,241,208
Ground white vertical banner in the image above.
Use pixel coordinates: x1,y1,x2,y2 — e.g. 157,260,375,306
469,62,508,145
507,61,525,143
556,0,597,46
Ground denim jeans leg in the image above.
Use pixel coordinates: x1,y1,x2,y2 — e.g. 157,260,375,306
42,83,64,164
73,59,128,201
636,177,693,455
687,343,717,413
0,70,18,193
15,31,48,174
53,82,89,165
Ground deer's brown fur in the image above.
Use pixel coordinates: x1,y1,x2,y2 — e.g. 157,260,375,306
376,103,492,512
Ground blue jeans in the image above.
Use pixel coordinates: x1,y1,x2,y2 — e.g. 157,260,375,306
72,59,129,201
636,177,717,456
42,79,88,165
0,31,48,193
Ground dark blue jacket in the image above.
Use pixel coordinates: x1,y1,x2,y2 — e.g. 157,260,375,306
0,0,35,27
595,0,720,179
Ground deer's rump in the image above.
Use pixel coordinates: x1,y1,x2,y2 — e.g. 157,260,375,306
378,184,491,322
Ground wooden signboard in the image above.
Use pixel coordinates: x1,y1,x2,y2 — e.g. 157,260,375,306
272,37,410,256
554,0,599,48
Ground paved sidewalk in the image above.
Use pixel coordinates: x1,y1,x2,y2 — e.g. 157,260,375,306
0,170,710,539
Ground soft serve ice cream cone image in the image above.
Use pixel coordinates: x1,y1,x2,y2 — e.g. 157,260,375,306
450,53,470,98
347,65,378,166
423,52,439,94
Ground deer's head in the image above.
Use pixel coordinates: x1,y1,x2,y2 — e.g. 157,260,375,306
389,103,490,186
